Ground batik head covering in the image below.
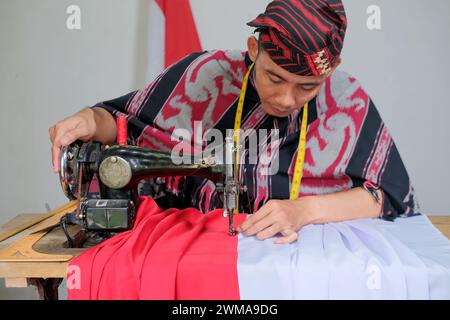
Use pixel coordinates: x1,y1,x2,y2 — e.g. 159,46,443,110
247,0,347,76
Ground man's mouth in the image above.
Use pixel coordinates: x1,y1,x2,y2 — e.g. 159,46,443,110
272,106,293,115
262,102,295,116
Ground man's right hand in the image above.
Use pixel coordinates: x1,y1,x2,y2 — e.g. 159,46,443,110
49,105,119,173
49,107,98,173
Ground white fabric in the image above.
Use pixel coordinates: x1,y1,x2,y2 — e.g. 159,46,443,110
237,215,450,300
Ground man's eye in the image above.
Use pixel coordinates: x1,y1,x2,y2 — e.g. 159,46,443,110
300,85,317,91
269,76,282,84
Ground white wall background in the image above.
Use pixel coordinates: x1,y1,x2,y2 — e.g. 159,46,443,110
0,0,449,299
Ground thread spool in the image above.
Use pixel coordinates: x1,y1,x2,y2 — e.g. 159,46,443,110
117,115,127,147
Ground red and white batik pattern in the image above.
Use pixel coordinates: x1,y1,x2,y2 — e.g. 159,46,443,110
94,50,419,220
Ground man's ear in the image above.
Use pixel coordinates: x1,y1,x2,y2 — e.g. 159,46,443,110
247,36,259,63
332,57,342,71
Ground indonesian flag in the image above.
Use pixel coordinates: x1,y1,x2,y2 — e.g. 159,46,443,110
66,197,450,300
147,0,202,82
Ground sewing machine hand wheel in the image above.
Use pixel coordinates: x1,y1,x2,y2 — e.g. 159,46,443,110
59,142,91,200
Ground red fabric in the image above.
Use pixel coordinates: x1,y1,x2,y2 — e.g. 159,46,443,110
156,0,202,67
67,196,247,300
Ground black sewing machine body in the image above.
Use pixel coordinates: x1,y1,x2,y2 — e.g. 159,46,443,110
57,139,239,245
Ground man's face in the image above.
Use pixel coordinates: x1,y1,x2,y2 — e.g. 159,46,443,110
247,36,341,118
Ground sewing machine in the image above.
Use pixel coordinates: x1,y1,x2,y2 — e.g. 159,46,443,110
54,122,241,247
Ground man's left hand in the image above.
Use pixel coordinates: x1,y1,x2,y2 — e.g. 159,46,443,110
237,197,320,245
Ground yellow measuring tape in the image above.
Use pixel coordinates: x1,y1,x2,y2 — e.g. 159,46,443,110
233,62,309,213
289,102,308,201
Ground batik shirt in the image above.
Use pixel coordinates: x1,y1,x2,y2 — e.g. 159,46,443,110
93,50,420,221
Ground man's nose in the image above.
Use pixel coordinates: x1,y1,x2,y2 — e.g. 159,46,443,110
275,87,297,110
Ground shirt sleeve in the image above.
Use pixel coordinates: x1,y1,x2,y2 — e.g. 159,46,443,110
91,51,207,145
89,51,209,209
343,84,421,221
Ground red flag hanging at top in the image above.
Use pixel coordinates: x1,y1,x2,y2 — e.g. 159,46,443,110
157,0,202,67
147,0,203,81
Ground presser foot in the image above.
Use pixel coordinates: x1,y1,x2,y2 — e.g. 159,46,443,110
228,212,237,237
223,210,237,236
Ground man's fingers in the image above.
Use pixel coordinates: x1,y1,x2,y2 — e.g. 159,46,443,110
274,229,298,244
48,126,56,142
52,143,62,173
255,223,283,241
238,201,275,232
243,214,278,237
59,126,86,145
281,228,293,237
51,125,85,173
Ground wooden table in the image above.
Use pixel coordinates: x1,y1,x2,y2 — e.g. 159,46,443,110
0,202,85,300
1,202,449,300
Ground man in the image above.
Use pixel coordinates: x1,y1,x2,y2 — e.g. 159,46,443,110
49,0,420,245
